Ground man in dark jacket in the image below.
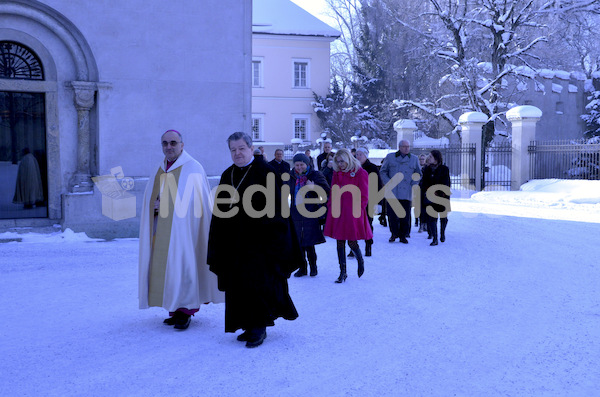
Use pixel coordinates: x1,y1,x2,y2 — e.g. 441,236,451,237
316,141,333,171
208,132,302,348
268,148,291,176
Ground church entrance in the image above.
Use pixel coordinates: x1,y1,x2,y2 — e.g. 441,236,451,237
0,41,48,219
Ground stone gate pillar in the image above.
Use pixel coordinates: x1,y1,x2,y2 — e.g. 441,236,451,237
507,105,542,191
458,112,487,191
393,119,417,148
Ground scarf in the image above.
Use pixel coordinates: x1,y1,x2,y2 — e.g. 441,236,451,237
294,167,310,196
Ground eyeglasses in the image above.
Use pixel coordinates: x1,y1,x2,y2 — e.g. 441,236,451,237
162,141,181,147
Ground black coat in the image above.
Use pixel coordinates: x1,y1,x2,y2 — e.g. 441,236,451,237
362,159,383,190
287,168,330,247
322,166,333,187
421,164,451,215
316,152,330,171
268,159,291,176
207,158,302,332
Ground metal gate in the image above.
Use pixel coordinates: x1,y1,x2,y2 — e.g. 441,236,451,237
482,142,512,190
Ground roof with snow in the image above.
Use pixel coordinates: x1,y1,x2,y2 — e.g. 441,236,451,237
253,0,341,38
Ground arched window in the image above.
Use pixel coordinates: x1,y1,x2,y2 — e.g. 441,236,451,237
0,41,44,80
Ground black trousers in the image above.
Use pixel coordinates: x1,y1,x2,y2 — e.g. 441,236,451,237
386,199,412,238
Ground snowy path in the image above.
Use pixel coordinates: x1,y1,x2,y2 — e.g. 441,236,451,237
1,208,599,396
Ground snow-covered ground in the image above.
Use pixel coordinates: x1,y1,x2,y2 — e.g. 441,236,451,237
1,180,599,396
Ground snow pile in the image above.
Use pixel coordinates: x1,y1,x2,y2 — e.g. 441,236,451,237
456,179,600,223
0,228,100,244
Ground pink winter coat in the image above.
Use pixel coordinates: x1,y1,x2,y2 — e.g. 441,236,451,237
324,168,373,241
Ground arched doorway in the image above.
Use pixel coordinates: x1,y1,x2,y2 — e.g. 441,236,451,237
0,41,48,218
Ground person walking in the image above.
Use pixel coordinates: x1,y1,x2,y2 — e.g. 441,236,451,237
288,153,330,277
321,152,335,187
316,141,333,171
268,148,291,176
351,147,382,257
139,129,223,330
417,154,428,234
208,132,302,348
380,140,422,244
421,149,451,246
324,148,372,283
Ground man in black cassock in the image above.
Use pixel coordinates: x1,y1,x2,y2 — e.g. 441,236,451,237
207,132,302,348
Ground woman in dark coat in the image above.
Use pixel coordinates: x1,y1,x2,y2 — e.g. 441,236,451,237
320,152,335,187
288,153,330,277
421,149,451,246
417,154,428,233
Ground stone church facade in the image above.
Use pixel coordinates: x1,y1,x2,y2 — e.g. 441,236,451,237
0,0,251,237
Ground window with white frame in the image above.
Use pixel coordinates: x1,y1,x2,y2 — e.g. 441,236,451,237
293,60,309,88
293,115,310,140
252,58,263,88
251,114,264,141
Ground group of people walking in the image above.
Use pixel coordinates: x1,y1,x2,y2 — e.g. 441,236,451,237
138,130,451,348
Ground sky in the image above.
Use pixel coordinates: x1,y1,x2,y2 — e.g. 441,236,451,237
290,0,336,26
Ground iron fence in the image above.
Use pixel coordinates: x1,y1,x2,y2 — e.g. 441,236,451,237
483,142,512,190
529,139,600,180
412,144,476,190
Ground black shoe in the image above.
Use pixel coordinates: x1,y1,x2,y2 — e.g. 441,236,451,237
174,313,191,330
399,237,408,244
309,268,318,277
237,330,250,342
245,328,267,348
430,239,438,246
335,272,347,283
163,316,176,326
427,235,433,240
389,235,397,243
294,269,307,277
347,251,355,258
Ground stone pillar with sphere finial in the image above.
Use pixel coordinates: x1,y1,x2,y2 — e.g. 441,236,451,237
458,111,488,191
507,105,541,191
393,119,417,148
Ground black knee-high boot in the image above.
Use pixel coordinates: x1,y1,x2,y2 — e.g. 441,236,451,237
428,219,438,246
294,248,308,277
365,239,373,257
440,218,448,242
307,245,318,276
348,240,364,278
335,241,347,283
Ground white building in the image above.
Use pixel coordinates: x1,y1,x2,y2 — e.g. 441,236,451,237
251,0,339,154
0,0,251,237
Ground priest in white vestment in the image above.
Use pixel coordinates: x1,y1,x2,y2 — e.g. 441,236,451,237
139,130,223,330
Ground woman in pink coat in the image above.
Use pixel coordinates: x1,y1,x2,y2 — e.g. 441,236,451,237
324,148,373,283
